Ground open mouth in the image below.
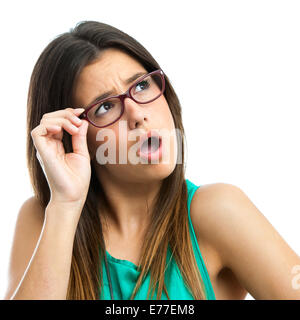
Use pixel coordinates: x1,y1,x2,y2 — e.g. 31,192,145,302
140,136,161,154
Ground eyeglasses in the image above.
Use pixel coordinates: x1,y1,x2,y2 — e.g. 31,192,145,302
78,69,165,128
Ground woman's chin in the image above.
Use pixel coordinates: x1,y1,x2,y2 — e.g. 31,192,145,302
138,161,176,179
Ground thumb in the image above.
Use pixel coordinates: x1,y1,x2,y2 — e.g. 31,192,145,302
72,120,90,159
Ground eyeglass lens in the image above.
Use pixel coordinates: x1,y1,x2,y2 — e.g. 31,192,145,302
87,72,163,127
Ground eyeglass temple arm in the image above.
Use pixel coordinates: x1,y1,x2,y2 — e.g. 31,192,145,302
79,112,87,119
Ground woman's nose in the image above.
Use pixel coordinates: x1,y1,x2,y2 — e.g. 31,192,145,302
124,97,147,128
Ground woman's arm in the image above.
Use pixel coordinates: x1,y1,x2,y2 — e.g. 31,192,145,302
3,108,91,299
192,183,300,300
4,197,81,300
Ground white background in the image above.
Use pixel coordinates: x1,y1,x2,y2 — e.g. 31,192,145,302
0,0,299,300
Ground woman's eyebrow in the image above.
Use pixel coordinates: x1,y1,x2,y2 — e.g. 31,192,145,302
87,71,148,106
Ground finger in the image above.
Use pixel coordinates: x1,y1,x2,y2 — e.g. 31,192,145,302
31,123,61,137
31,123,62,159
40,117,80,135
71,119,90,159
41,108,85,125
61,109,84,126
42,108,84,126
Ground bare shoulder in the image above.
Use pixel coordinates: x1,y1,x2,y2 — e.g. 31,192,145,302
189,183,243,274
190,182,243,241
12,196,45,238
190,182,300,299
3,196,45,299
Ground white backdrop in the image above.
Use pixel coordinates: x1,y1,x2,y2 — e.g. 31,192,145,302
0,0,299,300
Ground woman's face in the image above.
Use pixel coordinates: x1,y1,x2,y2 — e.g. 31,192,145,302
73,48,177,184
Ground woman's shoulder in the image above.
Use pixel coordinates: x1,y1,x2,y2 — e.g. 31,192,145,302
190,181,243,216
189,181,300,299
189,182,252,299
189,182,245,268
4,196,45,299
190,181,243,220
15,196,45,232
19,195,45,215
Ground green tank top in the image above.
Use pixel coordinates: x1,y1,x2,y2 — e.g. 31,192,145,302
99,178,216,300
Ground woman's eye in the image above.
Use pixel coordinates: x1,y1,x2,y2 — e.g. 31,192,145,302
135,80,150,92
94,102,113,116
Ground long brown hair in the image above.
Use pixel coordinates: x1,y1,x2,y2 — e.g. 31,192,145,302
26,20,208,300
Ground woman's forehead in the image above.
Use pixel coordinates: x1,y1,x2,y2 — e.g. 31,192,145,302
73,50,146,106
80,51,145,85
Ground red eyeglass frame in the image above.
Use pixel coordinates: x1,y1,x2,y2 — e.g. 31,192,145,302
78,69,165,128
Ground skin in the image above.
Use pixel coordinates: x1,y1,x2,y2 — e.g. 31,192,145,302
6,183,300,299
70,48,300,299
4,48,300,299
190,183,300,299
72,48,177,241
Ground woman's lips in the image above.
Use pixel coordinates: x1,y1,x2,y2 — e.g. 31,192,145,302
138,137,162,162
137,130,161,149
137,130,163,162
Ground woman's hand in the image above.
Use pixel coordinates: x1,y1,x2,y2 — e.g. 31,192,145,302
31,108,91,211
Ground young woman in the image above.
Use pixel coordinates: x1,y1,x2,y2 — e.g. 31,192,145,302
4,21,300,300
